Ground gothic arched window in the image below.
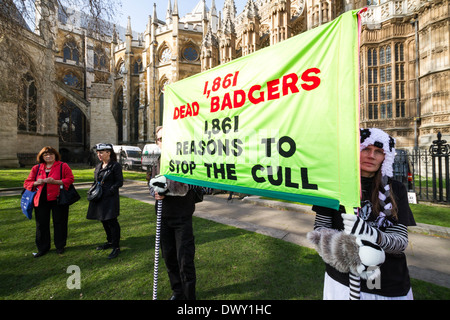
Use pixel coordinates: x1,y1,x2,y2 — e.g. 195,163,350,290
18,73,37,132
94,46,108,70
133,57,143,74
58,100,83,143
63,40,80,63
133,93,140,141
117,88,124,143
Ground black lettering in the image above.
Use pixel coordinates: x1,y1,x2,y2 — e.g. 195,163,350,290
176,143,182,155
190,141,196,154
252,165,265,183
232,139,243,156
301,167,318,190
213,163,226,179
227,164,237,180
267,166,282,186
207,140,216,155
261,138,275,157
278,136,296,158
204,163,212,178
285,167,299,188
197,140,205,155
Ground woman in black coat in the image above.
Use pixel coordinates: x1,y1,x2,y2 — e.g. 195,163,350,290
87,143,124,259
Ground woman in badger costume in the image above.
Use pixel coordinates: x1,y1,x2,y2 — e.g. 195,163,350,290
308,128,416,300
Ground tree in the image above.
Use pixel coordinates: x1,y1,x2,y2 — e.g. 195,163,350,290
0,0,121,115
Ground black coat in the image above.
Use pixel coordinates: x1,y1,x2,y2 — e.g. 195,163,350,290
86,161,123,221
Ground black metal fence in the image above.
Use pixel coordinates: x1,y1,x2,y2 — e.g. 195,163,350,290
396,132,450,204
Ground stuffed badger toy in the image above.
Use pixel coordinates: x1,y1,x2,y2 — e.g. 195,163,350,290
149,175,189,197
307,227,385,281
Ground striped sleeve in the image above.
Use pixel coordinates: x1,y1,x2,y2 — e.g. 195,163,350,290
313,212,333,231
377,224,409,253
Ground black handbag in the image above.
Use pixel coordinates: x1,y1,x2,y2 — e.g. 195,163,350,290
87,182,102,201
57,163,80,206
87,169,109,201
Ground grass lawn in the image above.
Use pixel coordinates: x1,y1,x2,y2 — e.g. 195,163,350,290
0,167,148,189
1,191,449,300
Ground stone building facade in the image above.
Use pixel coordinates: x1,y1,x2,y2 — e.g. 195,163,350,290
0,0,448,167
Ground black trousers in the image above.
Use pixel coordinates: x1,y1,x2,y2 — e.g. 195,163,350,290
34,200,69,252
101,218,121,248
160,215,196,300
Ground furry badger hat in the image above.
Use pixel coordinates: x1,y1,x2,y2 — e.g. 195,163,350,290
360,128,397,227
360,128,396,178
307,228,385,280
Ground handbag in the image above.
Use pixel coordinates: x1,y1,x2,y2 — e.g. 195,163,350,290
87,182,102,201
87,169,109,201
57,163,80,206
21,189,36,220
20,164,40,220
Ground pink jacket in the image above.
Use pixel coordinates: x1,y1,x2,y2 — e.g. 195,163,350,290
23,161,75,206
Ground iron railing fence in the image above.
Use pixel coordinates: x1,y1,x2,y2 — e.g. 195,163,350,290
397,133,450,204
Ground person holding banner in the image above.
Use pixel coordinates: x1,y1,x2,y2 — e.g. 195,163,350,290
310,128,416,300
148,126,197,300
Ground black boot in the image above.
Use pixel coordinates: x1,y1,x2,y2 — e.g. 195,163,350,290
108,247,120,259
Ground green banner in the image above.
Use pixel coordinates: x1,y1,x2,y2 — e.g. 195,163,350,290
160,10,362,210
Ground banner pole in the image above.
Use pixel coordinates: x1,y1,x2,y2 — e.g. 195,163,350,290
152,199,162,300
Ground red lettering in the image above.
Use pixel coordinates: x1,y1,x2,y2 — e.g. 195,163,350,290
301,68,321,91
233,90,246,108
173,107,180,120
248,85,265,104
221,92,233,110
207,68,320,114
185,103,192,117
179,105,186,118
192,102,199,116
211,96,220,112
173,102,200,119
282,73,299,95
267,79,280,100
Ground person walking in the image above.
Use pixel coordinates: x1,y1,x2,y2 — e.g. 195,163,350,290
23,146,75,257
310,128,416,300
86,143,124,259
149,126,197,300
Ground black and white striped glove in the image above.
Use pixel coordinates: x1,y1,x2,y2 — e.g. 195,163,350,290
342,213,379,244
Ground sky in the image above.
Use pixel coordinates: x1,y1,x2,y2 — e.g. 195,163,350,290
117,0,248,33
